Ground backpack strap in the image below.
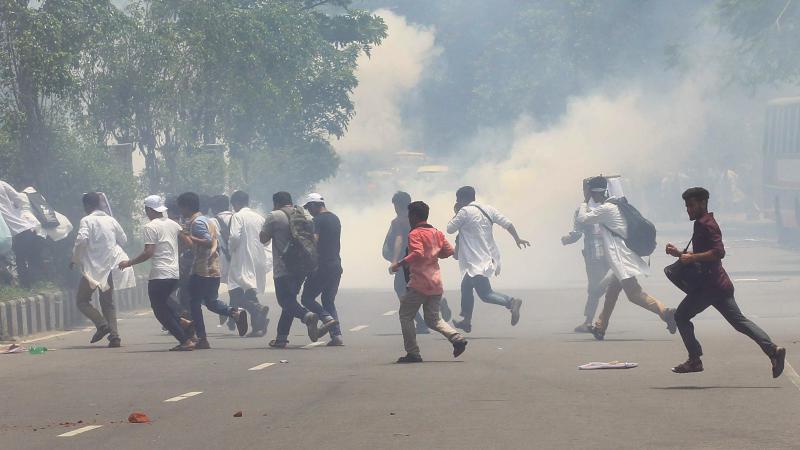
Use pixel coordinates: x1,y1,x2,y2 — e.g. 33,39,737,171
469,204,493,225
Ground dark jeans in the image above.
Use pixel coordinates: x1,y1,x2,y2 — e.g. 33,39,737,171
274,274,310,340
675,293,776,359
583,256,610,322
229,287,268,332
188,275,233,339
394,271,426,330
460,274,513,322
149,279,186,344
301,265,343,336
12,229,44,288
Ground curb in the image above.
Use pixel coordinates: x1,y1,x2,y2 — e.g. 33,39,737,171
0,276,149,342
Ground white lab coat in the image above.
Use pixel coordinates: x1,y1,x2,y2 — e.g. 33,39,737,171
576,198,649,280
227,207,270,293
72,210,135,291
446,202,513,278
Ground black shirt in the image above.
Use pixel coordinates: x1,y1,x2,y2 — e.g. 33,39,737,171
314,211,341,269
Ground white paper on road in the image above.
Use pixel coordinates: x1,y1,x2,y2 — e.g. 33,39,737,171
578,361,638,370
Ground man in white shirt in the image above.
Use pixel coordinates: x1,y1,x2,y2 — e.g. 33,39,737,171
447,186,530,332
71,192,130,347
119,195,194,351
575,176,677,340
562,178,611,333
0,180,43,287
227,190,270,337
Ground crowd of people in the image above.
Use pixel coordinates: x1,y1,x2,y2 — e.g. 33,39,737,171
0,176,788,376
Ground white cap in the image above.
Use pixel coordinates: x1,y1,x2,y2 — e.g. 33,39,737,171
144,195,168,213
302,193,325,207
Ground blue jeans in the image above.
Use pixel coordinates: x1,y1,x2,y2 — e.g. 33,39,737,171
274,274,310,341
460,274,512,322
189,275,233,339
394,271,427,330
301,265,343,336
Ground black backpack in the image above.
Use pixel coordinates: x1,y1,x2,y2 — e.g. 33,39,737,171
604,198,657,257
280,207,318,275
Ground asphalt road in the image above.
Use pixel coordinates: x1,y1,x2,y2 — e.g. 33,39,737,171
2,242,800,449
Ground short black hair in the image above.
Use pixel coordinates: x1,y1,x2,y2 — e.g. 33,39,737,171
230,190,249,207
408,200,430,222
392,191,411,207
456,186,476,203
82,192,101,210
682,187,710,202
587,176,607,191
177,192,200,213
210,194,230,214
273,191,292,207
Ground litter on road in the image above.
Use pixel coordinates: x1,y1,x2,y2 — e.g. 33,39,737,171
578,361,639,370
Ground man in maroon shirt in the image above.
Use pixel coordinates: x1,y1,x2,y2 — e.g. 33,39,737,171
666,187,786,377
390,201,467,363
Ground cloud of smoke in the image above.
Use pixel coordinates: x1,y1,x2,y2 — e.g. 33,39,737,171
323,10,759,292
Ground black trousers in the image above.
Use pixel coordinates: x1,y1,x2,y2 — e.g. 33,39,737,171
675,292,775,359
148,279,186,344
229,287,268,332
12,229,44,288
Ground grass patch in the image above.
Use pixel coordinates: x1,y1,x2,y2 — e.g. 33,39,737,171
0,282,59,302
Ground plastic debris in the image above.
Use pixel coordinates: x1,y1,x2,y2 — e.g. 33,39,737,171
28,345,47,354
578,361,638,370
2,344,25,354
233,411,243,417
279,360,289,363
128,412,150,423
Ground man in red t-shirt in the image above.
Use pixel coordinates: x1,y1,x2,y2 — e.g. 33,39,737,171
390,201,467,363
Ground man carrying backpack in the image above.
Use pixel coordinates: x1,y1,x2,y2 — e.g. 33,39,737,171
260,191,320,348
576,176,677,340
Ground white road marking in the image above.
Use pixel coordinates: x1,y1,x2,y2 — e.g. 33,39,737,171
58,425,102,437
349,325,369,332
248,362,275,371
21,330,80,344
382,310,397,316
733,278,759,282
302,341,326,349
785,362,800,393
164,391,203,402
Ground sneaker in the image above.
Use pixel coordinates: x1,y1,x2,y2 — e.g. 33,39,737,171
453,340,468,358
304,312,320,342
441,298,452,322
664,308,678,334
574,323,593,333
247,329,267,338
452,318,472,333
510,298,522,326
672,358,703,373
589,325,605,341
108,337,121,348
90,325,111,344
327,335,344,347
195,338,211,350
318,318,339,336
268,339,288,348
772,346,786,379
397,354,423,363
234,309,249,337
